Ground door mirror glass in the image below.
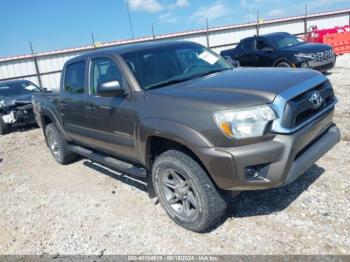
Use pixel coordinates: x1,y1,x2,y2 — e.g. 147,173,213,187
97,80,124,97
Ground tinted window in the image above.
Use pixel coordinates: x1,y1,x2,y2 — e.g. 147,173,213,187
242,38,255,50
90,58,123,95
0,81,40,98
122,44,231,90
64,61,85,94
265,33,304,49
257,40,271,51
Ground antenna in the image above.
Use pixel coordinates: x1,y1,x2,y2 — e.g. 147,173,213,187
124,0,135,39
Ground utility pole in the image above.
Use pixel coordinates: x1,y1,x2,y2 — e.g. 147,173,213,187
124,0,135,39
91,33,96,49
206,18,210,48
152,25,156,41
304,3,308,35
256,11,260,36
29,42,42,87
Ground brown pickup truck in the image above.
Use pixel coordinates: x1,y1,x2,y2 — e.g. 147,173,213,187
32,41,340,232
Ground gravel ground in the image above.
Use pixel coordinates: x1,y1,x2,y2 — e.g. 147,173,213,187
0,55,349,255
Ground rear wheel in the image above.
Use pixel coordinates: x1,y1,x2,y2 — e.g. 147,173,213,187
276,61,292,68
0,115,10,135
45,123,77,164
152,150,226,232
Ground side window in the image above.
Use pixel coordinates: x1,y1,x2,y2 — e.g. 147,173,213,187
243,38,255,50
64,61,86,94
90,58,123,95
257,40,271,51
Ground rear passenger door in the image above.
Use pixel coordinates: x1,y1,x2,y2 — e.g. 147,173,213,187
59,60,90,144
84,56,138,160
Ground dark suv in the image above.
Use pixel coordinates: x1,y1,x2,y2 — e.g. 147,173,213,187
33,41,340,232
221,32,336,72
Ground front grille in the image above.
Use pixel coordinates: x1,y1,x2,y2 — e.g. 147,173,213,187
308,49,335,68
310,50,334,62
281,81,336,129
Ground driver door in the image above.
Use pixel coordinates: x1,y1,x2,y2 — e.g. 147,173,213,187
255,38,275,67
84,56,138,160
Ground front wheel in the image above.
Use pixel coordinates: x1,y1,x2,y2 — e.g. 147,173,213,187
276,61,292,68
152,150,226,232
45,123,77,164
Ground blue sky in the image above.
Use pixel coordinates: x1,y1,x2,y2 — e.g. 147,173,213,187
0,0,349,57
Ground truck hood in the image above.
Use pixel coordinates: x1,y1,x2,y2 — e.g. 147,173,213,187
148,68,324,108
282,42,332,53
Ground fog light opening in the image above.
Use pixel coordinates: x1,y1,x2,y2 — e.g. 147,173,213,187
245,164,269,181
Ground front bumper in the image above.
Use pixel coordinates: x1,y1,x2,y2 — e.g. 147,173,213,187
191,110,340,190
298,56,336,73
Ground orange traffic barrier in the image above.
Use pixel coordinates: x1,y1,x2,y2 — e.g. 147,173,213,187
324,32,350,55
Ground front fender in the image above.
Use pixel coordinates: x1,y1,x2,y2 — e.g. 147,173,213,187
37,106,71,141
137,118,212,164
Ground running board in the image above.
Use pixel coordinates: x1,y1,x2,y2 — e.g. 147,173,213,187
70,145,146,178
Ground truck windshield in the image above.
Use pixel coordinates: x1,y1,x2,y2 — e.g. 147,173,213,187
0,81,40,98
266,34,304,49
121,44,232,90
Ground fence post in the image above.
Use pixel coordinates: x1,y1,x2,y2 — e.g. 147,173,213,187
304,4,308,36
29,42,42,87
206,18,210,47
256,11,260,36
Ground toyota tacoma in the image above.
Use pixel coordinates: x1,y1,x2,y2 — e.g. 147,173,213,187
32,41,340,232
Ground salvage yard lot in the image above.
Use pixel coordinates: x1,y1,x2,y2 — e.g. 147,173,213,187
0,55,349,255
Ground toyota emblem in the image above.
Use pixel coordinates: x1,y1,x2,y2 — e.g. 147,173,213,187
309,91,323,108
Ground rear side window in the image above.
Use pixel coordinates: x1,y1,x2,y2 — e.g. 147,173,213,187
257,40,270,50
242,38,255,50
64,61,86,94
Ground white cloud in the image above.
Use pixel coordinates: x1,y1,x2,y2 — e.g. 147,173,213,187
126,0,190,13
158,12,180,23
172,0,190,8
308,0,348,8
267,8,286,18
190,1,231,24
127,0,163,13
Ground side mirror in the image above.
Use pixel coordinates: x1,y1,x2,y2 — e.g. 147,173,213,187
40,87,49,92
223,56,240,68
97,80,124,97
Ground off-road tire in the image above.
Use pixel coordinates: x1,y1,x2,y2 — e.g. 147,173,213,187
0,115,10,135
45,123,77,164
152,150,227,232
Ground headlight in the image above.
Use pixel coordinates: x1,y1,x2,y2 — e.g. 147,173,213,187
295,53,313,59
213,105,277,139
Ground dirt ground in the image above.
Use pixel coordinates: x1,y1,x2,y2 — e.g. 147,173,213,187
0,55,349,255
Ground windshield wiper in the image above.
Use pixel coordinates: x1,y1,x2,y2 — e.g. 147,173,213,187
146,78,193,90
146,68,229,90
